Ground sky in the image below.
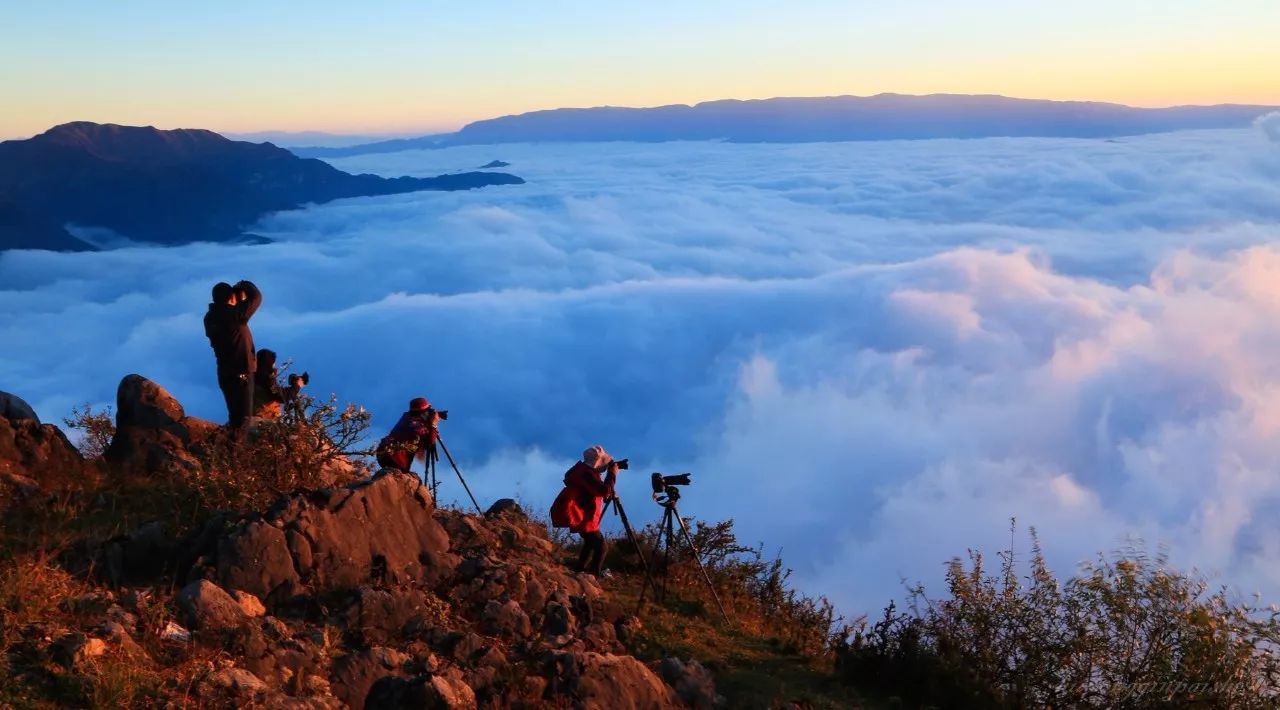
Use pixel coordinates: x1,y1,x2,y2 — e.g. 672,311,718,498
3,123,1279,614
3,0,1279,139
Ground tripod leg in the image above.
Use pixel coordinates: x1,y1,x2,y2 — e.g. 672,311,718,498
671,504,730,623
660,508,675,604
612,497,660,611
436,435,483,514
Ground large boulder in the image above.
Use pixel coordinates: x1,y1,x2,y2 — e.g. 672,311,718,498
0,391,39,423
545,651,680,709
104,374,200,473
177,579,248,632
660,657,721,709
332,646,409,710
101,520,175,586
200,471,457,604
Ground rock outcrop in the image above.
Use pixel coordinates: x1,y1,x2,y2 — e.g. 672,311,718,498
104,374,212,473
0,403,83,495
190,470,457,603
0,384,714,708
0,391,39,423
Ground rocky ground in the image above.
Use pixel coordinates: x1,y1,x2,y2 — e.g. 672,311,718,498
0,379,856,709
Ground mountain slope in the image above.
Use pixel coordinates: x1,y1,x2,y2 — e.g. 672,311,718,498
0,122,524,251
295,93,1279,157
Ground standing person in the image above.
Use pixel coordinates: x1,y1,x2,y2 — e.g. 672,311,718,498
562,445,620,577
203,280,262,428
376,397,440,474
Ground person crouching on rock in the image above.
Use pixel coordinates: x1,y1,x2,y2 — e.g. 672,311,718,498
252,349,307,419
564,445,620,577
375,397,440,475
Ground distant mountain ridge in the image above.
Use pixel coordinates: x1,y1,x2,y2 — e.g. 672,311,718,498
294,93,1280,158
0,122,524,252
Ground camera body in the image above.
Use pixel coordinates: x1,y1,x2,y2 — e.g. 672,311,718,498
289,371,310,387
650,472,692,505
615,458,629,470
430,408,449,421
651,472,691,492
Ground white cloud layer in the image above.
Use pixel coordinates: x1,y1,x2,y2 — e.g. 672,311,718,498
2,126,1280,613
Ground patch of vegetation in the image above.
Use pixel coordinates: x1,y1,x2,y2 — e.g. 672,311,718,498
598,514,861,708
836,523,1280,708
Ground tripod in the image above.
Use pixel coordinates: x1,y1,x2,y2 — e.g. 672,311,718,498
641,487,729,623
424,433,482,514
601,495,662,612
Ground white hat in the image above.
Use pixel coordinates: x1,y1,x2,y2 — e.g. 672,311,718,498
582,445,613,469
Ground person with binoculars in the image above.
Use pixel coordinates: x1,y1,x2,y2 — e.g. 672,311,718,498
553,445,629,577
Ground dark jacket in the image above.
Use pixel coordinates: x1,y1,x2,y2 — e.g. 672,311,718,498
203,281,262,375
564,461,616,534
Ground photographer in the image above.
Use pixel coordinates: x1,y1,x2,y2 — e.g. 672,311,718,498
562,445,623,577
375,397,441,474
252,349,307,419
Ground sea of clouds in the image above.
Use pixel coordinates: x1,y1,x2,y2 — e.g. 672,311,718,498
3,124,1280,614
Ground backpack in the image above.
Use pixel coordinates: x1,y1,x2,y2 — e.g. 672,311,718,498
549,486,584,529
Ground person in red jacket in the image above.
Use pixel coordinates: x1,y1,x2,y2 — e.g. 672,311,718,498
375,397,440,474
564,445,620,577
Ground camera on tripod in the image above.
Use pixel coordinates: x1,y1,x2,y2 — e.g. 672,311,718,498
650,472,693,505
650,472,691,492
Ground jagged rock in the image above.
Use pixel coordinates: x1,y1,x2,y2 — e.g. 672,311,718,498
366,670,477,709
0,391,38,423
231,589,266,618
102,520,173,586
660,657,720,709
581,621,619,652
177,579,248,632
202,471,456,604
160,620,192,643
203,667,268,695
50,632,106,668
545,651,680,709
0,415,83,490
481,598,532,638
542,598,575,641
332,646,410,710
104,374,200,473
615,614,643,645
214,520,300,603
341,585,430,644
484,498,523,519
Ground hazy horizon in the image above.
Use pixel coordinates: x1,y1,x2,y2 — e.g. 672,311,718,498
4,90,1280,143
4,0,1278,138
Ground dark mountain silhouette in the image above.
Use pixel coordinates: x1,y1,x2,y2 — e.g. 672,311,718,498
294,93,1279,158
0,122,524,251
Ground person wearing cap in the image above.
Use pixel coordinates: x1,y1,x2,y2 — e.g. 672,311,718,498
563,445,620,577
375,397,441,474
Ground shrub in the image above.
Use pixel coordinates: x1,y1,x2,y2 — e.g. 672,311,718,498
191,391,372,511
836,524,1280,708
62,403,115,459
